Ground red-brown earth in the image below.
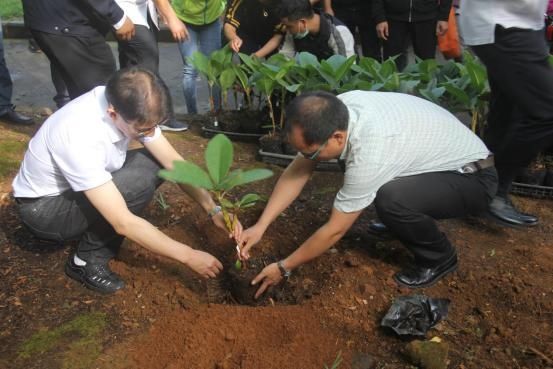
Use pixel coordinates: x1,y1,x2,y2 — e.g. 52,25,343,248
0,116,552,369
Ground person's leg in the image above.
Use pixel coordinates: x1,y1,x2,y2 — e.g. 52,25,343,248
117,24,160,73
382,20,409,69
356,8,381,60
31,31,116,99
472,26,553,225
16,149,162,293
411,19,438,60
50,63,70,109
197,19,222,111
178,24,200,114
0,17,13,115
373,168,497,287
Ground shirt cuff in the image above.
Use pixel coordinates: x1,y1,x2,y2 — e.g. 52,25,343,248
113,14,128,30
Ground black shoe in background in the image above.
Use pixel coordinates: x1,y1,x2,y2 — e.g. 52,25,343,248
488,195,538,227
65,254,125,294
0,106,34,126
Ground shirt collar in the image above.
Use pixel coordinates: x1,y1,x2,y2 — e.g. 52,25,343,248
339,106,354,161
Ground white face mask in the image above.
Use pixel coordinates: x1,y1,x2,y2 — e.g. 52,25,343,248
293,22,309,39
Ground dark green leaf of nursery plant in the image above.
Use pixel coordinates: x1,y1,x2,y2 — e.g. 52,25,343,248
220,197,234,209
158,161,213,190
206,134,233,184
219,69,236,91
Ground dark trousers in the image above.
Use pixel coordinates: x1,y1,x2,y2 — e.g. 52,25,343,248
334,7,381,60
117,21,159,73
16,150,162,264
472,26,553,197
374,167,497,267
30,30,116,99
0,16,13,112
383,19,437,70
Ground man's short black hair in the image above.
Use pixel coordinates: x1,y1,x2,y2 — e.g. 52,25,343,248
284,91,349,145
105,67,173,128
276,0,314,21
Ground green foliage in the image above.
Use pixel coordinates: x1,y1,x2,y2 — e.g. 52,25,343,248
158,134,273,232
200,48,491,136
19,312,107,369
0,0,23,19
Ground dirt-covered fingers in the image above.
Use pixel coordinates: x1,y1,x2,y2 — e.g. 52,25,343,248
252,263,282,299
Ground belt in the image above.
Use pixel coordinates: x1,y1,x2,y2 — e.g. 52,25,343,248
14,197,40,204
460,155,495,174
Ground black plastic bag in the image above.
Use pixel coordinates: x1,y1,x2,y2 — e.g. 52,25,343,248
381,295,450,336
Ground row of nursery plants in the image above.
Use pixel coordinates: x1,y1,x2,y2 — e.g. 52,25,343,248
189,45,491,136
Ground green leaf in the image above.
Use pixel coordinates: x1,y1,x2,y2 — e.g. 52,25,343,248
219,68,236,91
239,193,262,207
205,134,233,185
158,161,213,189
219,168,273,190
234,259,242,270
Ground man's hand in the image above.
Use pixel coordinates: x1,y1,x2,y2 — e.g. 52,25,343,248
184,249,223,278
212,212,243,240
115,17,135,41
168,18,189,42
436,20,449,36
238,224,265,260
230,36,243,53
376,21,389,40
251,262,282,299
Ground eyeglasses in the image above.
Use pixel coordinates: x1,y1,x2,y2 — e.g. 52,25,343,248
136,124,159,138
300,139,328,161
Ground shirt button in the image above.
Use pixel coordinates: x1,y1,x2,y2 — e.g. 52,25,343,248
54,26,59,31
63,28,70,33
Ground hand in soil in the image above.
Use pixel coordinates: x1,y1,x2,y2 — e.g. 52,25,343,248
237,224,265,260
184,249,223,278
251,262,282,299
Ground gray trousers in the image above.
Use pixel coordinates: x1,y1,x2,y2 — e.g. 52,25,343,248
16,150,162,264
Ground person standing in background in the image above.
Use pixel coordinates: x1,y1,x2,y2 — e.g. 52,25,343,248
114,0,190,131
373,0,451,70
320,0,381,59
0,16,34,125
22,0,135,100
459,0,553,227
170,0,225,114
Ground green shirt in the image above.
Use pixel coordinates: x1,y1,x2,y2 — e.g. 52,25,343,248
172,0,226,25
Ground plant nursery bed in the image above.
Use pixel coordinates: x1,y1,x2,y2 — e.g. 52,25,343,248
257,149,343,172
1,118,552,369
201,125,265,143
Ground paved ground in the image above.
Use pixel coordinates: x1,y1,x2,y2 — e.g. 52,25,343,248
4,38,212,115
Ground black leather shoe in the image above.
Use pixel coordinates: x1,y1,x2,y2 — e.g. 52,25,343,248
394,254,458,289
366,220,395,241
488,196,538,227
0,106,34,125
65,255,125,294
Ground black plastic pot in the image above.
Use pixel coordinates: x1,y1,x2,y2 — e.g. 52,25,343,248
257,149,342,172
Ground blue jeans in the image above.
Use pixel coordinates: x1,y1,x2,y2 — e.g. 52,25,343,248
0,16,13,114
177,19,221,114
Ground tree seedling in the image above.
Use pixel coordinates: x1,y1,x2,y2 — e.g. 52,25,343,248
158,134,273,269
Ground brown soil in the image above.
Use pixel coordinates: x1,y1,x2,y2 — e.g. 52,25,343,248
0,117,552,369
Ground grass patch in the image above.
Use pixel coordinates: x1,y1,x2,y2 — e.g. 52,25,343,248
18,312,108,369
0,139,27,179
0,0,23,20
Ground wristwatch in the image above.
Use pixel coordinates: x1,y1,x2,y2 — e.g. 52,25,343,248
208,205,222,218
277,260,292,278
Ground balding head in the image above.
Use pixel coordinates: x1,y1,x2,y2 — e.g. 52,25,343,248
105,67,173,128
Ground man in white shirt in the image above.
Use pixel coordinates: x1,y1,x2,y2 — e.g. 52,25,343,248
459,0,553,227
114,0,190,131
238,91,497,296
13,67,241,294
